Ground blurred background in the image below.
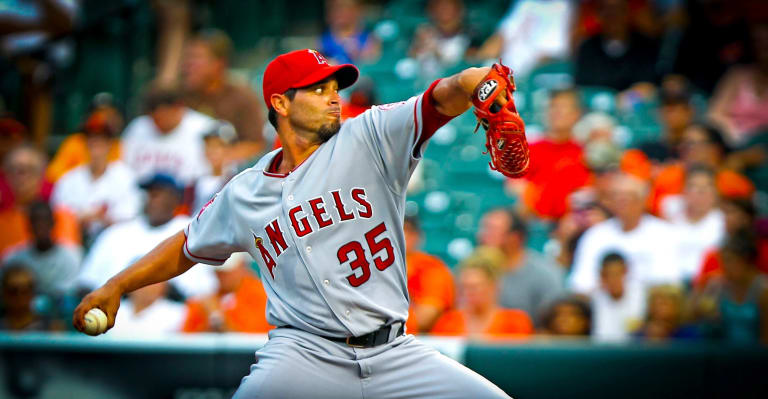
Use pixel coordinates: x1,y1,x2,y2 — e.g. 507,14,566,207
1,0,768,398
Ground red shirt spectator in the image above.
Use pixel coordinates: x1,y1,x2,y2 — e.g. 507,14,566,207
523,139,590,219
516,88,589,219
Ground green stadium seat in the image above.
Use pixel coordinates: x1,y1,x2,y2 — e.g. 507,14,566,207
580,86,619,114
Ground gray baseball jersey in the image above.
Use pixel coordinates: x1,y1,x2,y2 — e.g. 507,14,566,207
184,90,441,338
185,81,513,399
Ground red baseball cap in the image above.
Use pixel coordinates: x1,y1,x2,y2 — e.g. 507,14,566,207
262,49,359,109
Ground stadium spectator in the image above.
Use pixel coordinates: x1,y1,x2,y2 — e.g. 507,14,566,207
583,155,623,208
638,81,696,163
0,265,49,331
0,116,27,163
182,253,271,333
661,165,725,281
45,95,123,182
474,0,572,78
572,111,620,146
591,252,645,342
409,0,479,77
0,145,80,256
430,249,533,338
0,0,75,149
121,87,215,187
318,0,380,64
477,208,564,325
181,29,266,158
515,88,590,219
709,22,768,146
77,173,216,299
724,131,768,194
572,112,644,182
568,173,681,294
108,282,186,335
540,296,592,337
402,216,455,334
672,0,752,95
51,113,141,240
0,144,51,210
692,233,768,344
558,232,584,272
571,0,662,47
570,112,650,210
3,201,81,298
544,190,611,270
635,285,697,341
574,0,660,92
192,121,237,214
648,123,754,215
695,198,768,289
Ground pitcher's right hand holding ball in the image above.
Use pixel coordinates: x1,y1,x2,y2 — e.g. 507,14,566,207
73,282,122,335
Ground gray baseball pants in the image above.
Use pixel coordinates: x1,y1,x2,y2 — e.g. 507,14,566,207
232,327,512,399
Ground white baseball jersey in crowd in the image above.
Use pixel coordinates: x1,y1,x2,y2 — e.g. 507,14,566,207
121,109,215,186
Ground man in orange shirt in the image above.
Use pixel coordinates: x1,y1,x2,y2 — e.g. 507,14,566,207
403,216,455,334
182,253,272,333
431,248,533,338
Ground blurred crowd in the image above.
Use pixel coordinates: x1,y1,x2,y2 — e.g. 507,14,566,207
0,0,767,346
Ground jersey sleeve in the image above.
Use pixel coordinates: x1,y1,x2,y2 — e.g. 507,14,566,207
355,79,454,194
183,183,243,265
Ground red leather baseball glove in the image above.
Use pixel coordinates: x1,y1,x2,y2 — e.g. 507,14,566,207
472,62,529,178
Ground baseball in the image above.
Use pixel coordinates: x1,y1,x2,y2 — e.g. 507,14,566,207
83,308,108,336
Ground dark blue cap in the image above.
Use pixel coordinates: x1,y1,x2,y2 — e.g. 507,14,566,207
139,173,184,194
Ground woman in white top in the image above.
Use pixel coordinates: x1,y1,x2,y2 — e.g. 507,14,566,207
661,164,725,281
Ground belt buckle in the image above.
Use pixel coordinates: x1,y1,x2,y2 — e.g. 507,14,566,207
345,336,366,348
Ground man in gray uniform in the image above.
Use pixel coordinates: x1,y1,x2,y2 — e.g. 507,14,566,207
74,49,512,398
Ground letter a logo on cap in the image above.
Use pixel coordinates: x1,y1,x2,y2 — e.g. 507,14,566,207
308,49,328,65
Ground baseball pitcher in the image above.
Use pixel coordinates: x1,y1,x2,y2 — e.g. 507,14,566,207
74,49,527,398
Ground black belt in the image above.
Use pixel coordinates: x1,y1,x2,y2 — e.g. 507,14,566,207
288,322,405,348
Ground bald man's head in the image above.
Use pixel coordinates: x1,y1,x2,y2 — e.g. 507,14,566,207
608,174,648,227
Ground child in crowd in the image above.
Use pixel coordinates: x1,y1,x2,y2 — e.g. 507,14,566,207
636,285,697,341
541,296,592,337
0,265,49,331
591,252,645,341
